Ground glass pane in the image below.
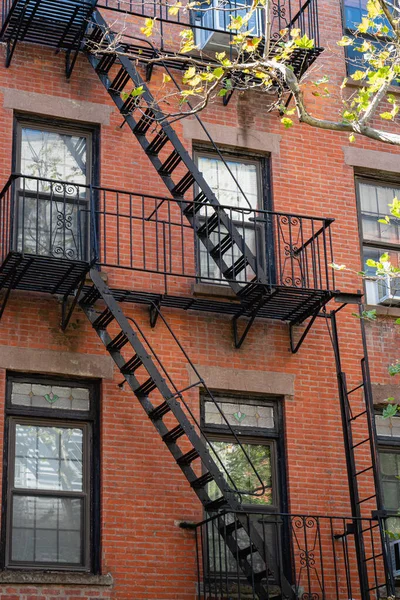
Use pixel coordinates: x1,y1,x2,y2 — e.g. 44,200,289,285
11,382,90,411
14,424,83,491
11,496,82,564
21,128,87,189
380,451,400,511
208,441,272,505
376,414,400,437
204,400,274,428
359,182,400,244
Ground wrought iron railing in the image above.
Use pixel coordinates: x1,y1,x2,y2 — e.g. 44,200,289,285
97,0,320,48
0,174,335,292
189,511,394,600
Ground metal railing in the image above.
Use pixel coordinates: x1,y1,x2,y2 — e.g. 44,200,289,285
191,511,394,600
0,174,335,292
97,0,320,48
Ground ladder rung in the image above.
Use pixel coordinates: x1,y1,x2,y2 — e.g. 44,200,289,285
347,383,364,395
355,465,373,477
221,520,244,535
146,131,169,155
357,493,376,505
349,409,367,422
81,286,100,306
197,213,220,237
133,108,155,135
210,234,234,258
96,53,116,74
121,94,139,116
172,171,195,197
191,472,214,489
224,255,249,279
163,424,185,444
107,331,129,351
87,25,103,44
158,149,182,176
135,377,157,396
121,354,142,374
149,401,171,421
183,192,208,216
365,552,383,562
205,496,228,512
177,448,200,466
92,308,114,329
352,438,369,450
238,543,258,559
109,67,130,93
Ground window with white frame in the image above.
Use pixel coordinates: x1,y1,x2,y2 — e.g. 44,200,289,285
195,152,266,283
357,178,400,305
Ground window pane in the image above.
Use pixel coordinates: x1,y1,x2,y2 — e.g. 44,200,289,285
380,450,400,511
14,424,83,491
11,381,90,411
376,414,400,437
11,496,82,564
204,400,274,428
359,182,400,245
21,128,87,189
363,246,400,304
208,441,273,505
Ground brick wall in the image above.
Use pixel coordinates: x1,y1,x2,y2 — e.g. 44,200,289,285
0,0,398,596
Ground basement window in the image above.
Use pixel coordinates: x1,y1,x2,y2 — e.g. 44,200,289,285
2,374,100,572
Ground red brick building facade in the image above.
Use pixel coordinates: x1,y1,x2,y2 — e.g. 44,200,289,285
0,0,399,598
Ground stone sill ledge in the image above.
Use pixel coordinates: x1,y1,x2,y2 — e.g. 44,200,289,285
192,282,238,300
365,304,400,318
0,570,113,586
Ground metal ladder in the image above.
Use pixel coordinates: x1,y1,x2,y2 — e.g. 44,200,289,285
330,307,394,599
80,268,295,600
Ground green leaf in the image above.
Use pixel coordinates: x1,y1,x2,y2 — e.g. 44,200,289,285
366,258,377,267
395,318,400,325
351,70,367,81
337,36,354,46
212,67,224,78
218,88,228,97
383,404,399,419
349,133,356,143
294,34,314,49
380,112,394,120
389,362,400,376
131,86,144,97
281,117,293,128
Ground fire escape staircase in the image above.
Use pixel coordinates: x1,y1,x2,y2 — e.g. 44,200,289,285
80,267,296,600
85,11,271,307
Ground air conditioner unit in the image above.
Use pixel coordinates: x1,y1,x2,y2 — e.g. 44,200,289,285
377,274,400,306
389,538,400,577
194,0,263,52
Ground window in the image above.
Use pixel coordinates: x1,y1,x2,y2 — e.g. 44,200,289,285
2,374,100,571
342,0,398,80
357,178,400,305
195,151,268,283
193,0,263,51
202,393,285,574
14,118,97,261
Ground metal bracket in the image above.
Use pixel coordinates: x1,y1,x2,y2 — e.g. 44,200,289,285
149,298,161,328
334,522,356,540
289,310,320,354
0,271,17,323
61,276,86,332
232,293,270,349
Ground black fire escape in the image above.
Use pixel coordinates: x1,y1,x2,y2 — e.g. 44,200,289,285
0,1,396,598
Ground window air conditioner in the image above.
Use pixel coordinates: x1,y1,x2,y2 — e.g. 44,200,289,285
194,0,263,52
389,538,400,577
376,274,400,306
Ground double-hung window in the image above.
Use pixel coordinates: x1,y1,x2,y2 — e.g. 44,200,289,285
195,151,267,284
342,0,398,80
14,118,95,261
2,374,99,571
357,178,400,305
202,393,284,575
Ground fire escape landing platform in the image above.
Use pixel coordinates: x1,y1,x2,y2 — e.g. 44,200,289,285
0,175,337,326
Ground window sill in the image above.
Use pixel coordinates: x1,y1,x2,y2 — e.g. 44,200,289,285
365,303,400,317
0,570,113,586
192,282,239,300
